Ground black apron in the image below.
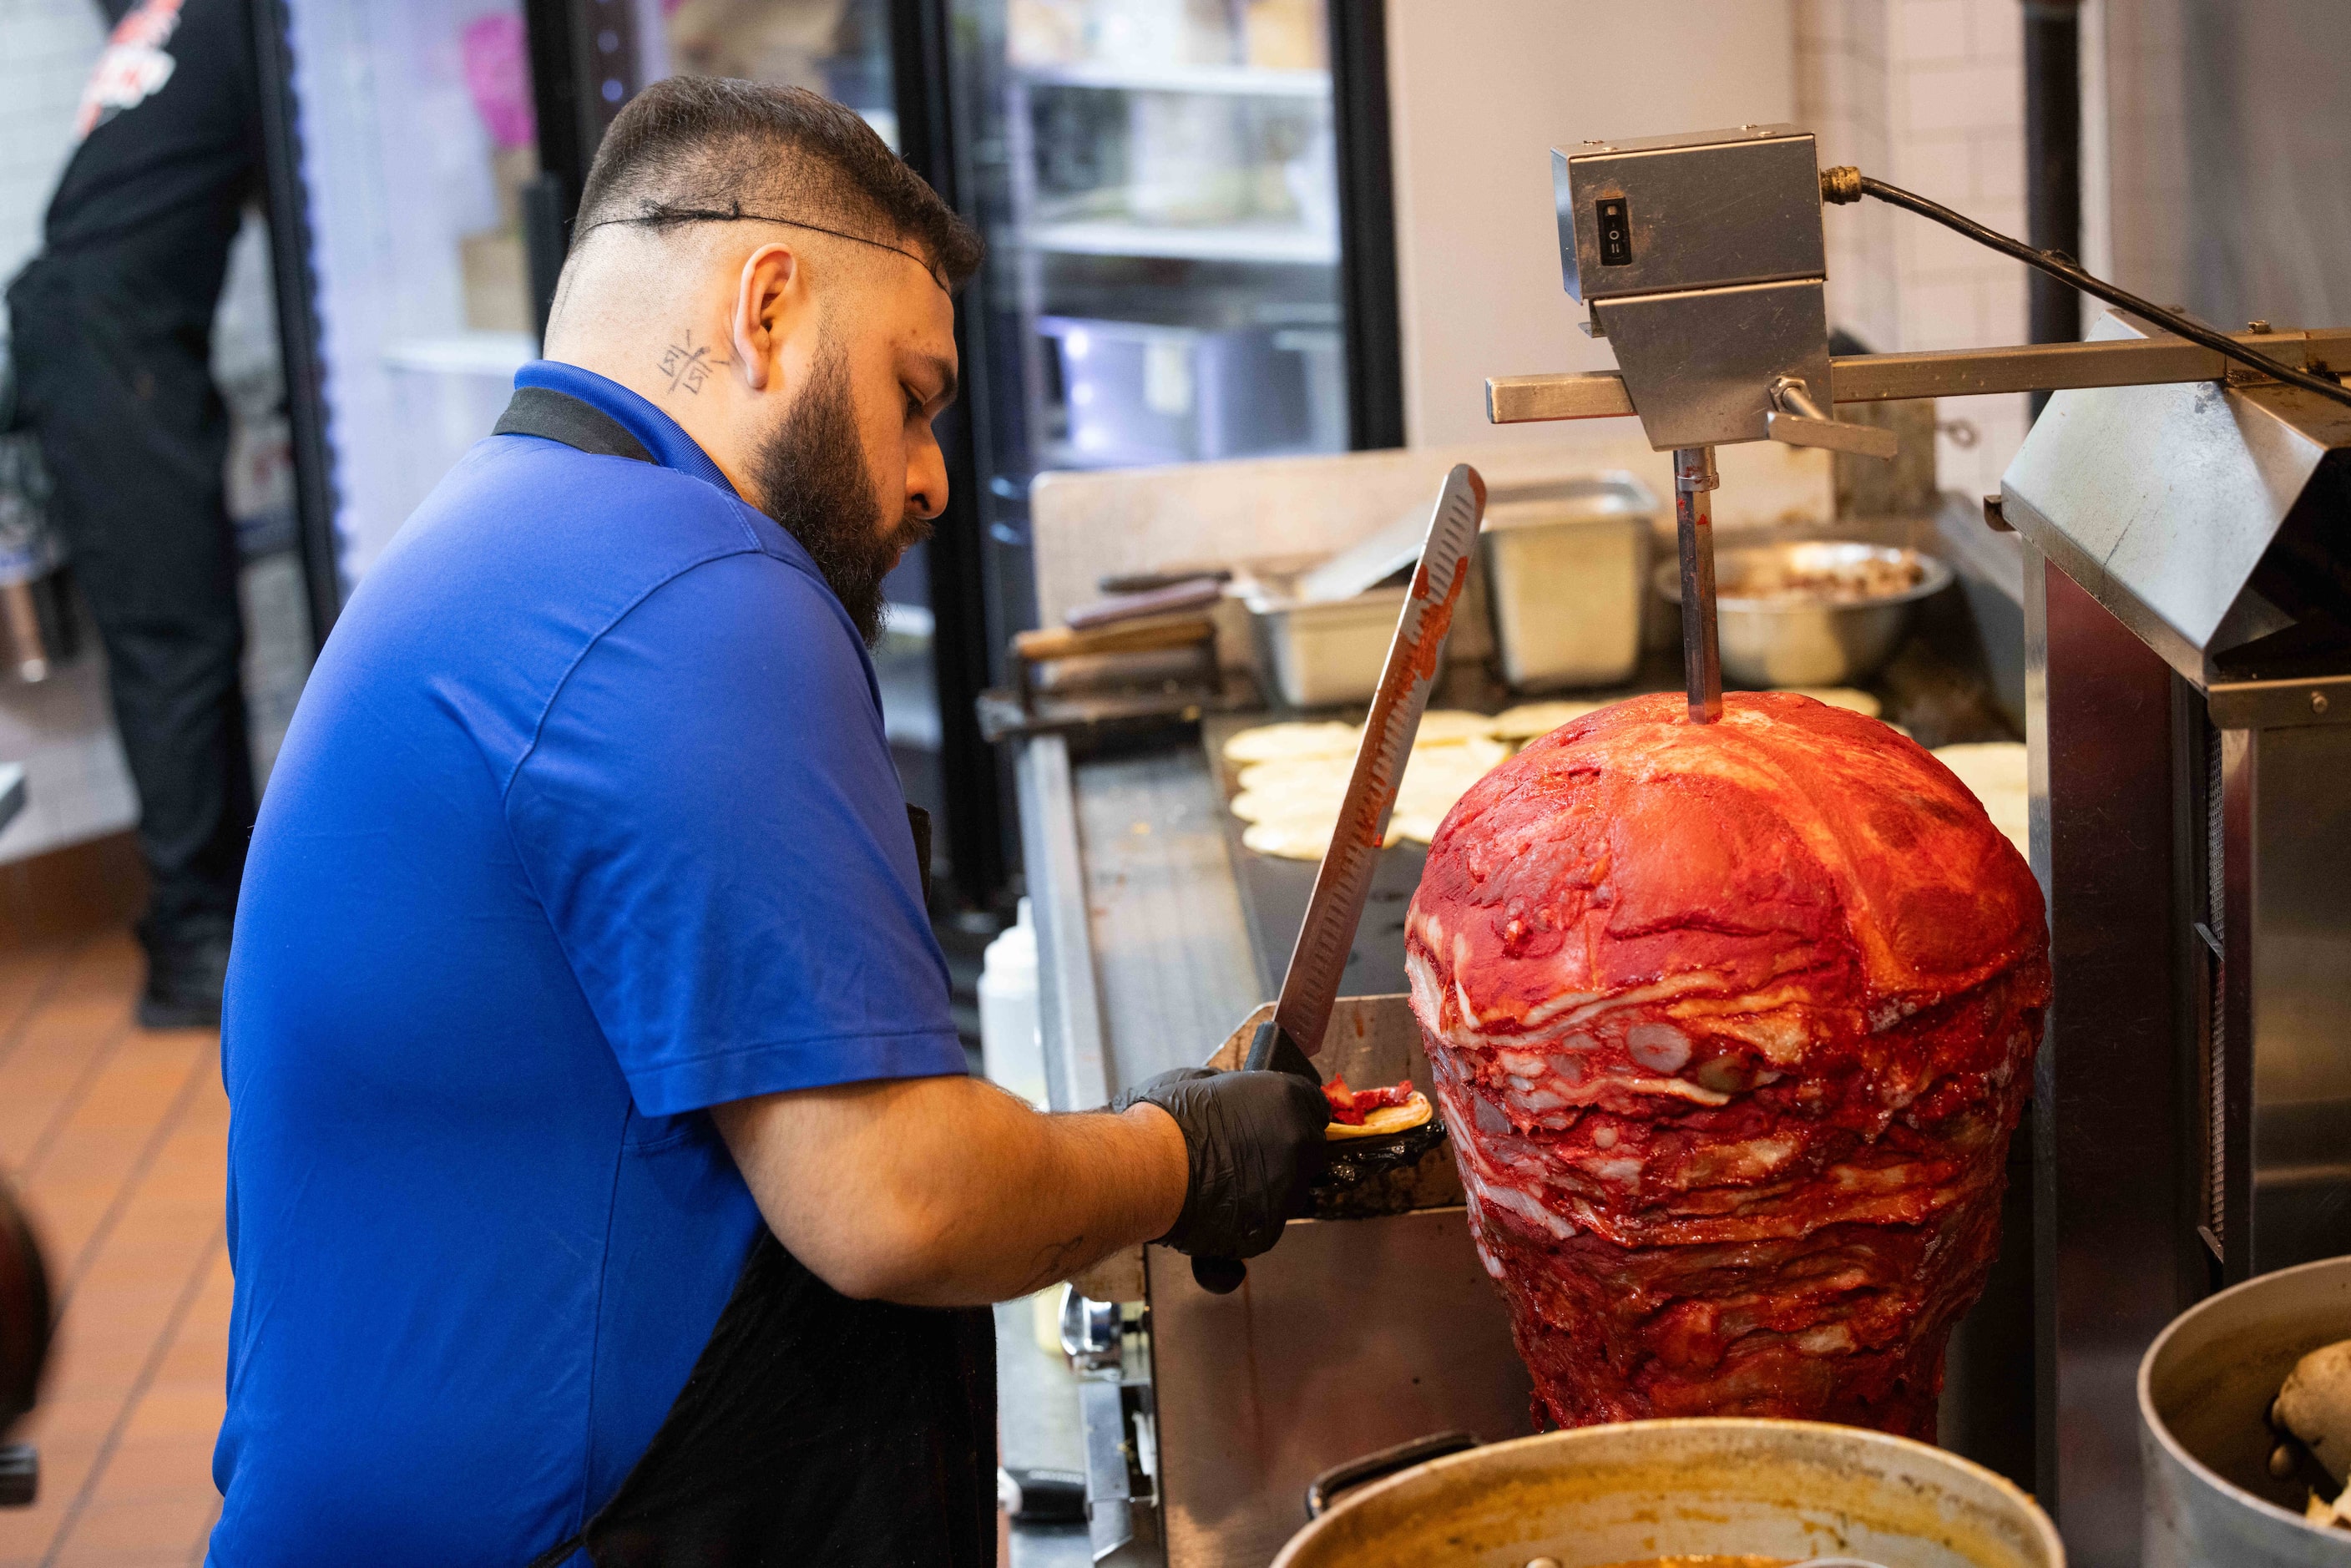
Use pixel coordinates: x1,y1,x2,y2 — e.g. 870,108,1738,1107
500,387,994,1568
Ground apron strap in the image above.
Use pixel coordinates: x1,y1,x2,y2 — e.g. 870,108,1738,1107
493,387,654,465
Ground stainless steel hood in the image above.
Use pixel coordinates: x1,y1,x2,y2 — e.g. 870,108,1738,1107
2001,316,2351,706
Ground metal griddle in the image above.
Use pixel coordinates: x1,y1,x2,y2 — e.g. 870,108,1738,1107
1202,707,1427,1003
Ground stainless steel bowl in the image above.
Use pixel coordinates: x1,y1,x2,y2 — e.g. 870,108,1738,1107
1656,540,1954,687
2140,1253,2351,1567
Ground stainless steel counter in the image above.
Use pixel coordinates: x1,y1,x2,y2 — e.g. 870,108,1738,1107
1005,736,1272,1565
1016,735,1264,1110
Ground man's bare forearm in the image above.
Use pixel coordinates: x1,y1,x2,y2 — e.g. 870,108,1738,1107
711,1075,1187,1307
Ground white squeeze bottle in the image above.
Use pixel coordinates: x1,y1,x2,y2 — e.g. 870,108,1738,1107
978,898,1048,1108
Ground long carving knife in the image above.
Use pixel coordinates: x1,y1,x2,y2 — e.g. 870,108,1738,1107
1187,465,1487,1298
1254,462,1488,1075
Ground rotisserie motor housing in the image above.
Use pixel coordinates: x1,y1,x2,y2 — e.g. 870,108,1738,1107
1405,691,2048,1436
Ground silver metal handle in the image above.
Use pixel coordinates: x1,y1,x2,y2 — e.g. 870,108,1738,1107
1059,1287,1121,1371
1765,376,1898,460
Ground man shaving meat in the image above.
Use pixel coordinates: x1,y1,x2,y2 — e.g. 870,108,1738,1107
208,77,1327,1566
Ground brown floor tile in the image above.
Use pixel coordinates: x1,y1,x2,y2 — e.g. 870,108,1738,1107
50,1496,219,1557
18,1395,126,1445
118,1384,224,1444
0,1046,122,1175
3,934,232,1563
45,1309,170,1360
47,1547,203,1568
91,1433,215,1497
38,1332,153,1388
0,934,77,997
151,1338,221,1388
0,1437,97,1555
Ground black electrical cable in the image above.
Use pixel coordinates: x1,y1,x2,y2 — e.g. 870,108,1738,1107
1822,169,2351,412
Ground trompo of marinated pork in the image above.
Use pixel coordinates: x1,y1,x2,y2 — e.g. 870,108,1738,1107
1405,691,2047,1437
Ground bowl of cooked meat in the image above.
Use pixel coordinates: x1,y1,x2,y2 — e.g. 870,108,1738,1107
1656,540,1953,686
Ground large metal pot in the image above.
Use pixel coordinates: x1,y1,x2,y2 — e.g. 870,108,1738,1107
2141,1254,2351,1565
1272,1418,2062,1567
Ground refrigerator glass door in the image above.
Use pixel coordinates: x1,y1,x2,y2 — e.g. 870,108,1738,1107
284,0,544,585
640,0,899,150
595,0,949,864
948,0,1347,630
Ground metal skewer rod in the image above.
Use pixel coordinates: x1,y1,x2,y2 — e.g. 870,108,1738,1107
1673,446,1723,724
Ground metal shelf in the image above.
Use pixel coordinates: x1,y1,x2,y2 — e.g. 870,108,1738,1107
1024,220,1337,266
1014,61,1328,97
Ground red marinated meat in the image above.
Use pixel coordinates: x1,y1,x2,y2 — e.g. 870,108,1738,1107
1405,692,2047,1437
1324,1075,1418,1125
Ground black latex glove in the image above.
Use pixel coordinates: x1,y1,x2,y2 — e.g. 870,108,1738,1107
1111,1068,1332,1258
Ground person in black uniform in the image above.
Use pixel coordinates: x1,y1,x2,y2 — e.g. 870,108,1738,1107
6,0,260,1028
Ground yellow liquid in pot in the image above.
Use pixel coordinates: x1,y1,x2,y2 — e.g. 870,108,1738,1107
1590,1558,1793,1568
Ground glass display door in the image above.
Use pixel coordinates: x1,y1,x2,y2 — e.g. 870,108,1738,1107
274,0,547,588
264,0,1395,909
946,0,1359,636
518,0,996,899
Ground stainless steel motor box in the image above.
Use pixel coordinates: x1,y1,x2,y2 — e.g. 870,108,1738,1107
1550,126,1833,449
1551,124,1826,304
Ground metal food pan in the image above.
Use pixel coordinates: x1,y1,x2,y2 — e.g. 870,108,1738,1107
1245,584,1435,710
1478,473,1658,692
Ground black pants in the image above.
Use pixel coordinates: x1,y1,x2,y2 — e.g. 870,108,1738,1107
8,250,254,949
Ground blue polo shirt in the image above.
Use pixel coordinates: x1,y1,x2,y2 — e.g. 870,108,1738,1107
209,362,966,1565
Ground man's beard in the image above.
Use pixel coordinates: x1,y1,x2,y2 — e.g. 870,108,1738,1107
746,344,933,647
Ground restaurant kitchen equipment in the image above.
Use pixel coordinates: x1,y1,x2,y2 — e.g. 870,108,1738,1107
1272,1418,2064,1568
1064,993,1534,1566
1183,462,1484,1292
1476,474,1656,692
1057,459,1540,1566
1014,462,1934,1565
1241,472,1656,708
2140,1254,2351,1567
1486,122,2351,1566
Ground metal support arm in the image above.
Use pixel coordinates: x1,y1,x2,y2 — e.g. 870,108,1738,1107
1488,327,2351,426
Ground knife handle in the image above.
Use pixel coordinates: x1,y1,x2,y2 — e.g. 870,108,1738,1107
1191,1022,1326,1295
1246,1019,1321,1083
1191,1255,1248,1294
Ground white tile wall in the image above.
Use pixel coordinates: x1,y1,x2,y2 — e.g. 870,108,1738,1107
0,0,105,288
1799,0,1901,354
2101,0,2189,308
0,0,141,865
1797,0,2036,502
1385,0,1810,455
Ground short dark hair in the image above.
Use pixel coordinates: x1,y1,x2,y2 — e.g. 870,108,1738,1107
574,76,982,289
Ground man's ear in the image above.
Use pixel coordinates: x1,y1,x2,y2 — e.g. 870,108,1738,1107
732,241,802,392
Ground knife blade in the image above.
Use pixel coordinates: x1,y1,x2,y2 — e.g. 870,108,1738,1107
1265,463,1487,1070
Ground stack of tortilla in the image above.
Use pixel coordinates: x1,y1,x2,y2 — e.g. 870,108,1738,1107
1929,741,2027,857
1221,689,1893,862
1222,713,1507,861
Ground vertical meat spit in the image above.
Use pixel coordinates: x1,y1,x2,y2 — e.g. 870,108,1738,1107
1671,446,1722,723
